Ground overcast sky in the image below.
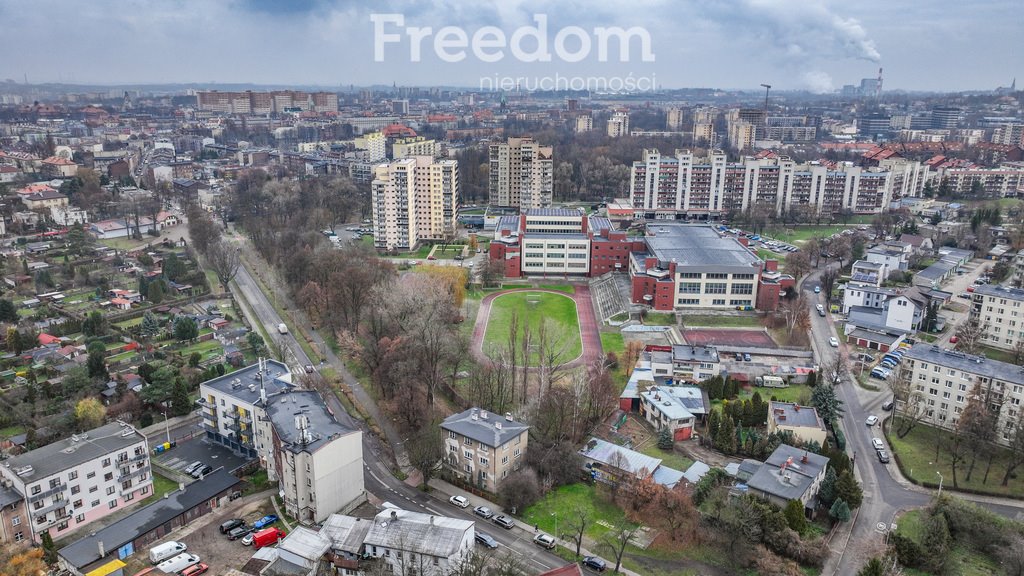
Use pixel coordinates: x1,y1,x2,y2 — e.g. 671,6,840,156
0,0,1019,92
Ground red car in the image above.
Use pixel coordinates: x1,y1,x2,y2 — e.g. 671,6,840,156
949,336,959,344
181,564,209,576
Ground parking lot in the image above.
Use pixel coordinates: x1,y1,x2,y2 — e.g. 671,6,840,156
153,437,253,480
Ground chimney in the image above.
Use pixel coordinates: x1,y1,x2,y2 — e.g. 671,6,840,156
801,452,809,464
430,515,434,525
179,482,185,492
390,510,398,521
505,412,512,421
794,404,800,412
480,411,488,420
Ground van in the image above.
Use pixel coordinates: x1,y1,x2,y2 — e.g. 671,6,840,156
156,552,200,574
277,323,288,334
755,375,788,388
253,527,287,550
148,541,187,564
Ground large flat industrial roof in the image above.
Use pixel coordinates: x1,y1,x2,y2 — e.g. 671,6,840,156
643,225,760,271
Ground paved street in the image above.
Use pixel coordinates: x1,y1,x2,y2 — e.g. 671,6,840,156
805,264,1024,574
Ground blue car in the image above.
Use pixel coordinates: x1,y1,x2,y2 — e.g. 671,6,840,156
253,515,279,530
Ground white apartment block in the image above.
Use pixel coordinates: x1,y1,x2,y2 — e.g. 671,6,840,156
728,121,756,150
488,136,553,209
607,111,630,138
629,149,903,219
392,137,439,159
200,361,365,524
441,408,529,492
371,156,459,251
970,284,1024,352
666,108,684,131
575,114,594,133
901,344,1024,446
354,132,386,163
363,507,474,576
0,422,152,544
932,166,1024,198
992,124,1024,146
693,122,715,144
259,391,364,523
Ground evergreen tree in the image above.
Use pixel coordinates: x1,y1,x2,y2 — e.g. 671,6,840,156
811,382,844,424
173,316,198,341
657,428,673,450
171,379,191,416
783,499,807,535
835,469,863,509
707,409,721,444
82,310,106,337
141,311,160,338
86,340,107,379
148,279,165,304
717,414,737,454
40,531,57,565
821,467,841,507
0,299,17,322
829,498,851,522
806,370,817,388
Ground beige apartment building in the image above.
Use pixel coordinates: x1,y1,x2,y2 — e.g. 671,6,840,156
441,408,529,492
392,137,439,159
488,136,553,209
371,156,459,251
969,284,1024,351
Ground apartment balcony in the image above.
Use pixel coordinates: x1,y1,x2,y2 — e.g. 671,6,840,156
226,421,241,433
238,414,253,425
34,498,70,517
118,465,150,482
29,483,67,503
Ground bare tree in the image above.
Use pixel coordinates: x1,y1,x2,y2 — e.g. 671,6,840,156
820,267,840,303
892,367,927,439
999,534,1024,576
267,334,288,363
958,378,997,483
535,318,571,395
601,523,642,574
954,318,989,355
207,240,241,292
1003,409,1024,486
780,294,811,343
785,249,811,281
563,503,592,558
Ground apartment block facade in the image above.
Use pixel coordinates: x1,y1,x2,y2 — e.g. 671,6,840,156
488,137,553,210
441,409,529,493
0,422,151,544
371,156,459,251
392,137,439,159
195,90,338,114
629,149,920,219
970,284,1024,352
901,344,1024,446
607,112,630,137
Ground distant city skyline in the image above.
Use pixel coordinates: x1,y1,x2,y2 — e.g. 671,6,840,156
0,0,1020,93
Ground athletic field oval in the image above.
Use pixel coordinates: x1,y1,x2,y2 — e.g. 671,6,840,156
481,290,583,365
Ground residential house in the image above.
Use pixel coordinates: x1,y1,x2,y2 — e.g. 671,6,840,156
0,422,152,544
89,217,157,239
766,402,827,446
899,234,934,254
639,384,707,441
865,243,910,279
0,486,28,545
20,189,69,212
363,507,475,576
441,408,529,492
40,156,78,179
261,526,332,576
851,260,884,287
746,444,830,515
321,514,373,576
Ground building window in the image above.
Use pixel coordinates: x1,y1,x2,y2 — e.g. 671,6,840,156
108,500,117,509
731,283,754,295
102,458,111,467
104,473,113,482
448,431,456,439
704,283,727,294
73,500,82,509
141,486,149,495
13,532,23,543
89,486,97,493
68,471,78,481
30,486,40,496
11,516,20,527
71,485,80,495
57,521,69,531
91,500,99,507
106,487,115,495
86,472,95,479
480,457,489,465
76,514,85,523
679,282,701,294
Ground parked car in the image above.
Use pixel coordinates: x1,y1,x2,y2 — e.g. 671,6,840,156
184,461,204,475
743,353,752,362
241,532,256,546
190,465,213,478
219,519,245,534
449,495,469,508
882,400,895,411
474,506,494,519
227,525,252,541
829,337,839,347
475,532,499,549
949,335,959,344
533,533,556,549
181,563,209,576
252,527,286,550
734,352,743,361
253,515,279,530
814,285,821,294
876,449,890,463
865,415,879,427
871,438,885,450
958,293,972,299
492,515,515,530
582,556,608,572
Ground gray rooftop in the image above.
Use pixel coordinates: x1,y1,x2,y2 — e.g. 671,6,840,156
0,485,21,509
916,260,955,281
643,225,760,270
768,402,825,430
746,444,829,502
279,526,332,562
852,259,883,270
363,508,474,558
59,469,241,569
974,284,1024,302
200,359,293,407
265,390,357,454
579,438,662,476
3,422,146,482
525,208,582,217
320,514,373,554
672,344,720,363
848,327,905,345
904,344,1024,387
441,408,529,448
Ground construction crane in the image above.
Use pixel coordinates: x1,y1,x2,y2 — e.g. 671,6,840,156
760,83,771,116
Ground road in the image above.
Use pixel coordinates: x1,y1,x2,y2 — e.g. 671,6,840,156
228,248,567,573
804,264,1024,574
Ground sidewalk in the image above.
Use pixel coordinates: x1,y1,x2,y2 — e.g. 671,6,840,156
427,478,643,576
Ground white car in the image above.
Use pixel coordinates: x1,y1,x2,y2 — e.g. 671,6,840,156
829,337,839,347
871,437,884,450
865,415,879,427
449,495,469,508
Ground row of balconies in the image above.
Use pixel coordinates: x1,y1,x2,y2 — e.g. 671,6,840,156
29,483,67,503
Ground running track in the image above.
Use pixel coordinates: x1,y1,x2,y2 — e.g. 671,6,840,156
471,286,602,369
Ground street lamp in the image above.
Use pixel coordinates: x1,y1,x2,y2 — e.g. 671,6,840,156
161,411,171,445
936,471,943,497
551,512,558,539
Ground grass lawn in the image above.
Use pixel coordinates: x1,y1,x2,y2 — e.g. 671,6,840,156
896,510,1001,576
0,425,25,437
637,442,694,472
713,384,811,412
178,339,224,356
141,472,180,506
431,245,466,260
757,248,787,263
643,312,676,326
538,284,576,294
115,317,144,329
765,224,855,245
600,332,625,356
521,483,628,540
886,417,1024,498
678,315,763,328
482,291,582,364
389,245,434,259
978,345,1018,365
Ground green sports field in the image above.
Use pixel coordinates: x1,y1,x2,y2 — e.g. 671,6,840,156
482,291,582,365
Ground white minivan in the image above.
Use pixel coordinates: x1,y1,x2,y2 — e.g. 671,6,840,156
148,541,187,564
157,553,200,574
